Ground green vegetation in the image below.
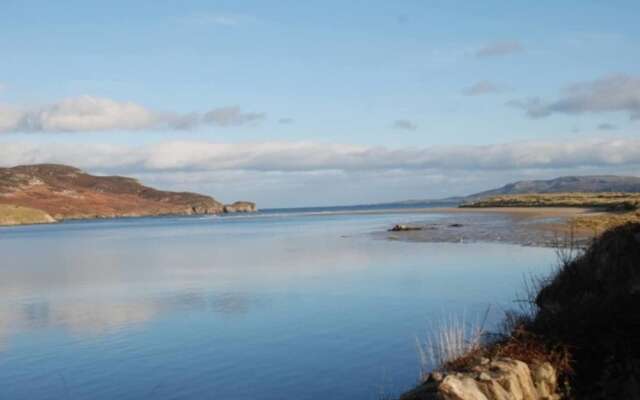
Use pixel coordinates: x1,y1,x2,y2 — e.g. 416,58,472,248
0,204,55,226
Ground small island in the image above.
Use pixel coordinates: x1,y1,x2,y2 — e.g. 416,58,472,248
0,164,256,226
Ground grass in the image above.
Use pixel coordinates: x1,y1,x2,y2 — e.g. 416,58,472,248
0,204,55,225
416,309,490,376
461,192,640,235
569,210,640,233
461,192,640,209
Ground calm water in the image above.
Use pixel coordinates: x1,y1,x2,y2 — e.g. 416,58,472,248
0,209,556,399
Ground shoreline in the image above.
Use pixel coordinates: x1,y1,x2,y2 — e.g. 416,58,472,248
380,207,601,247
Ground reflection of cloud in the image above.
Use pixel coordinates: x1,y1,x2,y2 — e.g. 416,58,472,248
57,303,159,335
210,293,252,315
0,308,16,351
0,289,262,347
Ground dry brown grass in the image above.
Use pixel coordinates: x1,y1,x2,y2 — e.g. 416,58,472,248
462,192,640,209
569,211,640,234
0,204,55,225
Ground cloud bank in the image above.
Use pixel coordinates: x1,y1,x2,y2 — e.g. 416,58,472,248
2,138,639,174
0,96,265,133
509,74,640,119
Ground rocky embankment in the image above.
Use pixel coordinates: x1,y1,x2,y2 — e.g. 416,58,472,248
401,222,640,399
0,164,256,225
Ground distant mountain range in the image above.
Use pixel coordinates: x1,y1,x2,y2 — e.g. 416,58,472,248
376,175,640,207
469,176,640,198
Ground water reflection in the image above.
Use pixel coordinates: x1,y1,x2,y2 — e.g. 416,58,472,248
0,212,557,400
0,290,263,344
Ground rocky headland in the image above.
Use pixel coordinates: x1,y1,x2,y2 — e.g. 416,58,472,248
0,164,256,226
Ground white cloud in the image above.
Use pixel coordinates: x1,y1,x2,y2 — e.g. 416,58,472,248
22,96,156,132
462,81,507,96
0,96,266,133
182,12,257,27
392,119,418,131
278,117,294,124
476,41,523,58
509,74,640,119
597,123,618,131
202,106,265,127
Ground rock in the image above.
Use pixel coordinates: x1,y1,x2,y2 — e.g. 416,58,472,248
478,372,492,382
400,358,559,400
449,223,464,228
223,201,257,213
389,224,423,232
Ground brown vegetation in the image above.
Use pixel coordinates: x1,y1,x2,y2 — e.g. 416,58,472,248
0,164,225,222
461,192,640,209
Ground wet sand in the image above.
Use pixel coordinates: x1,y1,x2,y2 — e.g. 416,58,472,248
377,207,599,247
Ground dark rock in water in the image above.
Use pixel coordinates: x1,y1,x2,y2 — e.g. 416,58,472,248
389,224,422,232
448,223,464,228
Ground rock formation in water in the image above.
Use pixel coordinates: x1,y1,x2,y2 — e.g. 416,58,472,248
0,164,255,225
223,201,257,213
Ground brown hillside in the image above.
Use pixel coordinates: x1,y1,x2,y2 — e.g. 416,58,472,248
0,164,225,221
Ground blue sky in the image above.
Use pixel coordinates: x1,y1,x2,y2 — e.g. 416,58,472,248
1,1,639,206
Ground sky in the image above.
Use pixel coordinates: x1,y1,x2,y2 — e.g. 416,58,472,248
1,0,639,207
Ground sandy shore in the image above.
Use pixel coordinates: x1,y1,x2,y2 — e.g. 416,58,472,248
378,207,600,247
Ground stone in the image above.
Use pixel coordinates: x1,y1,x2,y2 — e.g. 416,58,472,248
389,224,422,232
223,201,257,213
400,357,559,400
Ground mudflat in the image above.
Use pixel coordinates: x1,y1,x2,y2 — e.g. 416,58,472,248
380,207,601,247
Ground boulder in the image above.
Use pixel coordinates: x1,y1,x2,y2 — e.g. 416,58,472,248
400,358,559,400
389,224,423,232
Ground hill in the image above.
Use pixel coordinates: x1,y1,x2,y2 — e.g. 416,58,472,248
468,175,640,199
372,176,640,208
0,164,254,225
